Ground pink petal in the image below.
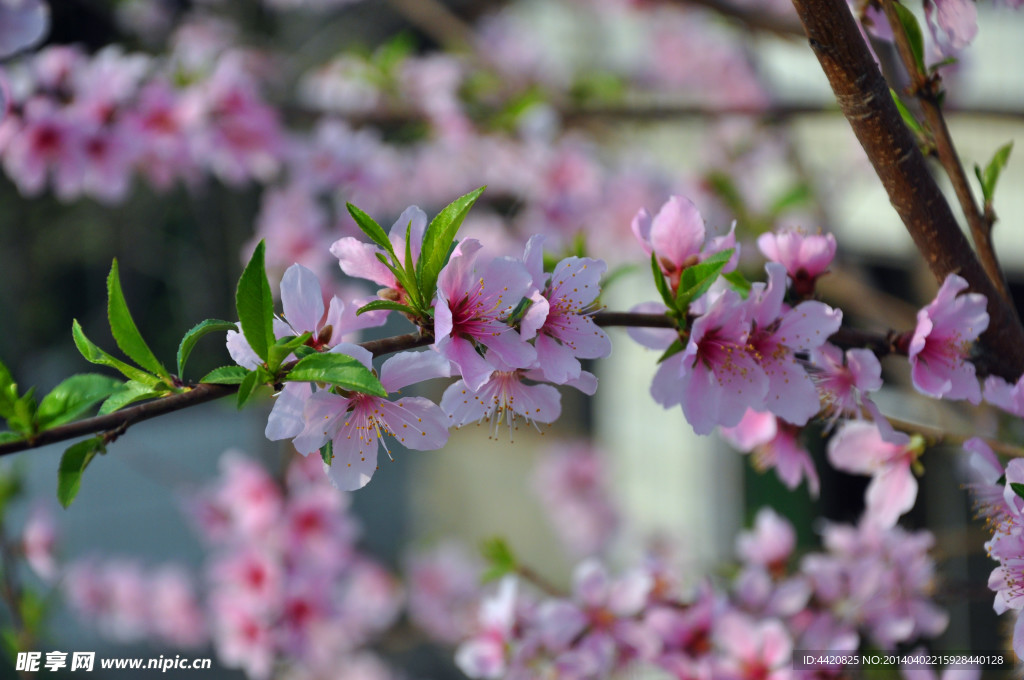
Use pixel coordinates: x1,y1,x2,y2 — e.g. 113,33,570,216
437,335,495,392
650,195,705,268
226,329,261,369
293,391,349,455
326,417,380,491
280,264,324,334
330,237,396,288
477,330,537,372
762,353,820,426
865,463,918,528
377,397,450,451
380,351,451,393
776,301,842,351
265,382,311,441
534,333,581,384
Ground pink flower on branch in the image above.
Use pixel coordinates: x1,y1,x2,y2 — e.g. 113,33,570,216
908,274,987,403
757,229,836,299
721,409,821,497
292,351,451,490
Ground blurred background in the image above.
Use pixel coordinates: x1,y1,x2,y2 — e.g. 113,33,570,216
0,0,1023,677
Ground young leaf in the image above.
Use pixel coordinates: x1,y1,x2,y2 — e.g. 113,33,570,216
357,299,419,317
287,353,386,397
37,374,122,429
656,337,687,364
200,365,250,385
891,2,926,75
347,203,398,260
176,319,238,378
889,88,925,137
402,218,422,309
320,440,334,466
98,381,165,415
1011,482,1024,501
107,259,168,379
376,252,418,302
72,320,161,387
236,369,261,409
267,332,314,373
676,249,733,309
236,240,275,363
480,536,518,583
8,389,37,436
0,358,18,422
57,437,106,508
980,141,1013,204
416,186,486,301
723,270,752,298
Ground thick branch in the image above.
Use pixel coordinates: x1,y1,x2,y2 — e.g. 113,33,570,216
879,0,1014,307
789,0,1024,381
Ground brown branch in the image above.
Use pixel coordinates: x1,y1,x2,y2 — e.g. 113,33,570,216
667,0,805,37
789,0,1024,382
879,0,1015,309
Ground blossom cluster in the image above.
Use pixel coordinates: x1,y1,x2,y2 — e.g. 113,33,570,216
455,508,950,680
62,451,404,680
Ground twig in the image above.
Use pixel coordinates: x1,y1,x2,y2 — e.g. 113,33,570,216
886,415,1024,459
666,0,805,37
788,0,1024,382
383,0,474,51
878,0,1015,310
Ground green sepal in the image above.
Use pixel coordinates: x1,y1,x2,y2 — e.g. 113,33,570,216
107,259,169,379
72,320,161,387
656,337,687,364
891,2,926,75
200,365,250,385
267,332,313,374
650,253,674,310
1011,482,1024,501
416,186,486,304
722,270,752,298
37,374,122,429
236,240,275,363
98,380,165,415
286,353,386,397
57,436,106,508
320,440,334,466
480,536,518,583
177,319,238,378
976,141,1013,205
347,203,398,261
676,249,733,310
357,299,420,317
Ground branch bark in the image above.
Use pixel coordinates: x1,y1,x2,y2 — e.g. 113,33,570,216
789,0,1024,381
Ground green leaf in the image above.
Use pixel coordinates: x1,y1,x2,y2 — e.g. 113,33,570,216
403,218,422,309
287,353,386,397
72,320,161,386
107,259,168,378
892,2,926,75
768,184,813,216
57,437,105,508
98,381,165,415
200,365,250,385
0,432,22,444
650,253,675,310
416,186,487,302
1011,482,1024,501
357,299,419,317
320,440,334,466
656,337,687,364
8,389,37,436
480,536,518,583
676,249,733,309
376,252,418,301
889,88,924,137
177,319,238,378
236,240,275,363
236,369,261,409
980,141,1013,204
722,270,752,298
0,358,17,421
37,374,122,429
347,203,398,260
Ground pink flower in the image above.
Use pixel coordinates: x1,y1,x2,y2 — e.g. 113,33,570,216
721,409,821,497
757,229,836,297
632,195,736,293
908,274,987,403
651,289,769,435
736,508,796,572
962,437,1013,525
827,421,922,528
714,612,793,680
330,204,428,298
148,566,208,648
746,263,842,426
441,354,563,437
292,351,451,490
520,236,612,385
810,344,883,423
983,373,1024,417
434,239,536,390
406,542,483,644
924,0,978,56
21,503,57,582
455,577,520,679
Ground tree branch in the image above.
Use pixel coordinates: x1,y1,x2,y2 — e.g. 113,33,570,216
789,0,1024,382
879,0,1015,310
0,313,905,458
